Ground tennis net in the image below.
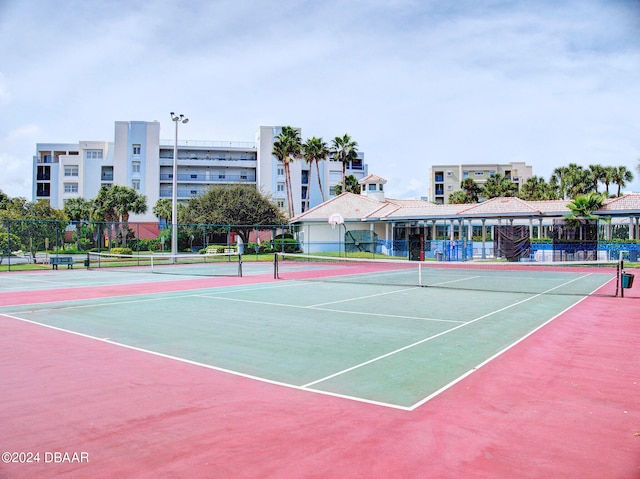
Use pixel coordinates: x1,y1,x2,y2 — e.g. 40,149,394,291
274,253,621,297
88,251,243,277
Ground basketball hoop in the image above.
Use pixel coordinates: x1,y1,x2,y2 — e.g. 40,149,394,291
328,213,344,230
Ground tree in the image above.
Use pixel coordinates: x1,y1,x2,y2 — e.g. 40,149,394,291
2,199,68,258
331,134,358,193
518,176,557,201
564,163,593,198
602,166,617,197
460,178,481,203
185,184,286,244
91,185,147,247
448,190,470,204
63,197,92,250
482,173,518,199
565,192,605,242
302,136,330,209
566,191,604,220
611,165,633,197
334,175,360,195
272,126,302,218
588,164,606,193
0,189,8,210
551,163,592,199
152,198,173,224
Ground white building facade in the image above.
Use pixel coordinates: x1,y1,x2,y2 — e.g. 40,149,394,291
33,122,368,223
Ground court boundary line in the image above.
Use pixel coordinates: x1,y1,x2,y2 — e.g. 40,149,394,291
301,272,596,390
0,280,307,310
1,273,615,411
194,293,465,324
0,311,412,411
407,293,592,410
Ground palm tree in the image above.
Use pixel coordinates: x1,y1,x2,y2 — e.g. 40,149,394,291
566,192,605,240
112,185,147,247
334,174,360,195
302,136,330,210
152,198,173,225
91,185,147,247
331,134,358,192
564,163,593,198
602,166,617,197
550,165,570,199
272,126,302,218
566,191,604,220
63,197,92,250
482,173,518,199
448,190,469,204
460,178,481,203
611,165,633,197
518,176,556,201
588,164,606,193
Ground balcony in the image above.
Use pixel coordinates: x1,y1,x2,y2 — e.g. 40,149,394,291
434,175,444,182
37,174,51,180
159,173,256,182
36,190,51,197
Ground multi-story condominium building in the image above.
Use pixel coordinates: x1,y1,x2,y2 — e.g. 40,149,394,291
33,122,368,224
428,162,533,204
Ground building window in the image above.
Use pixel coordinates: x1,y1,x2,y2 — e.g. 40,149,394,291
132,144,141,155
368,184,376,191
241,171,248,180
85,150,103,160
132,180,140,191
64,183,78,193
277,199,285,208
132,161,141,173
277,183,285,192
64,165,79,177
474,171,484,176
277,168,284,176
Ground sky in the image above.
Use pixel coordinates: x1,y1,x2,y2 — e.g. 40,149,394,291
1,0,639,200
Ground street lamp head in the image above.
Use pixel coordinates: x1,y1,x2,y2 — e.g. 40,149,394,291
171,112,189,123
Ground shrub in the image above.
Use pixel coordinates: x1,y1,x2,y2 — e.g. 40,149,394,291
272,238,300,253
0,232,23,253
110,247,133,255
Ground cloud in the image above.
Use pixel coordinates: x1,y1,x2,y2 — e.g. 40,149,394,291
0,0,638,199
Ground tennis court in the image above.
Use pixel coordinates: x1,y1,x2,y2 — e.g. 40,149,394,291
1,257,639,478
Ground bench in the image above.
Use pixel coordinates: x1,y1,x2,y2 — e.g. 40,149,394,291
50,256,74,270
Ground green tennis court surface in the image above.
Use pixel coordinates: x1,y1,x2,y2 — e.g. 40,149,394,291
1,267,615,409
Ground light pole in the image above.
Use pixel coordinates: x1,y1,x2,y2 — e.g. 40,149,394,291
170,112,188,257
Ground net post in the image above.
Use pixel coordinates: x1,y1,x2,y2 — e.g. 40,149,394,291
238,254,243,277
274,252,280,279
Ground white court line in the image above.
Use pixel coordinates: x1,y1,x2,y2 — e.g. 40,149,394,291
0,280,304,312
1,271,611,411
301,273,595,389
0,312,411,411
194,294,464,324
